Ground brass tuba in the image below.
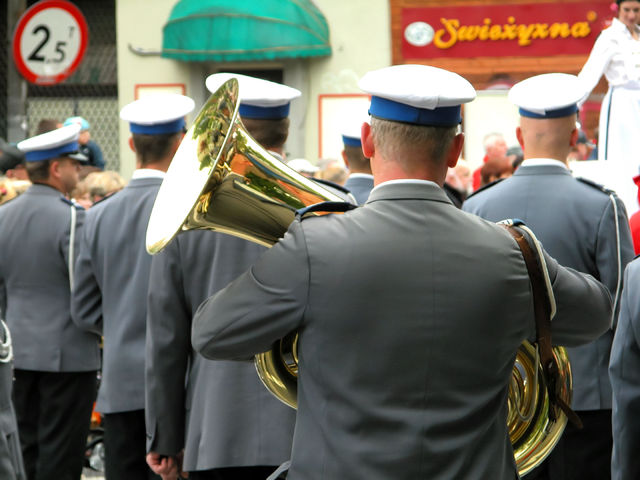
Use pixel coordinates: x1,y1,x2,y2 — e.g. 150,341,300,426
145,78,572,477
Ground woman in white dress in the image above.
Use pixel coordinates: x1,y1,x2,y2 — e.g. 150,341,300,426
579,0,640,164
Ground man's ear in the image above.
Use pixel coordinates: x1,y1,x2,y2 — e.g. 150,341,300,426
361,122,375,159
516,126,524,150
128,137,136,153
569,127,579,147
446,133,464,169
341,150,350,170
49,159,62,180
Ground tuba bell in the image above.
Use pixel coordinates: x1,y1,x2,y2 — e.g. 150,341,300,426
145,78,573,477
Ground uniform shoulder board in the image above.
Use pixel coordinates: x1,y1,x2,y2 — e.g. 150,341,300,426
61,197,84,209
296,201,358,221
465,177,505,200
576,177,614,195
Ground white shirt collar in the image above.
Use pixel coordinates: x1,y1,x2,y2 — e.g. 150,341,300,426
520,158,569,170
348,173,374,180
370,178,439,194
131,168,166,180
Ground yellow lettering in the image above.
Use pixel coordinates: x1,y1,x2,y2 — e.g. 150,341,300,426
489,25,502,40
431,15,591,50
549,23,571,38
571,21,591,38
479,18,491,40
460,25,482,41
532,24,549,39
502,18,518,40
517,24,536,46
433,18,459,49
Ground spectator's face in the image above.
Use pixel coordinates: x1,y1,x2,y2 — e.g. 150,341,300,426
486,139,508,159
79,130,90,145
619,1,640,30
6,165,28,181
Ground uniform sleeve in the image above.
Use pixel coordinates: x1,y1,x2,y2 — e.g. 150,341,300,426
192,219,309,360
145,240,190,456
542,249,613,346
596,194,634,326
578,32,616,100
610,262,640,480
71,214,103,334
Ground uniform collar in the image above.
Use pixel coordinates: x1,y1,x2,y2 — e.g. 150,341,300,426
367,179,452,204
131,168,165,180
347,173,374,180
520,158,569,170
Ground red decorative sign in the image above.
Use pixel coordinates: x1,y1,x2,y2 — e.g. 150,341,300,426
12,0,89,85
402,2,613,59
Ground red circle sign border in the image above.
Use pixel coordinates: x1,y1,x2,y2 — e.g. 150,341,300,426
12,0,89,85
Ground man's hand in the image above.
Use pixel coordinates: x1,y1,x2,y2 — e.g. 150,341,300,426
146,451,183,480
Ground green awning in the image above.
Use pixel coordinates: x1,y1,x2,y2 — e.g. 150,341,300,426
162,0,332,62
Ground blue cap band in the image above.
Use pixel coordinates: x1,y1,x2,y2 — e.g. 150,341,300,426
239,104,290,119
368,96,462,126
519,104,578,119
342,135,361,147
24,142,79,162
129,118,185,135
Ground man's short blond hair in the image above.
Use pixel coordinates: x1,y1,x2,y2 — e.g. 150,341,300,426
370,117,457,164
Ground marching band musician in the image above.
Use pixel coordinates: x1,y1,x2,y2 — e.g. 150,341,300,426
71,94,195,480
0,318,25,480
1,125,99,480
144,74,298,480
191,65,613,480
463,73,634,480
610,256,640,479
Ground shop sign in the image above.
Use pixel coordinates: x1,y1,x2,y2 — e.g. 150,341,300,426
402,2,612,59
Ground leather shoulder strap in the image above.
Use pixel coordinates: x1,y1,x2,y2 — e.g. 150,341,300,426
502,223,583,429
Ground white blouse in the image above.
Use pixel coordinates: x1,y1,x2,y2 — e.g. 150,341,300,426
579,18,640,93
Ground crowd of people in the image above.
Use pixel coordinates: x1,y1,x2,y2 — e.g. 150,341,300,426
0,3,639,479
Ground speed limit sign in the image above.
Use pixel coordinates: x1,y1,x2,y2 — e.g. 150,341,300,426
12,0,89,85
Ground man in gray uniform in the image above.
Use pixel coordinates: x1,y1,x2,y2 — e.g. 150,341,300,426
0,319,25,480
190,65,613,480
610,257,640,480
145,74,297,480
71,94,194,480
342,120,373,205
0,125,100,480
463,73,634,480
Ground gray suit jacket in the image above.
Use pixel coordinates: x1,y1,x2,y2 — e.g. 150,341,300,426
463,163,634,410
610,257,640,479
344,175,374,205
192,181,612,480
146,230,296,472
0,321,25,480
0,184,99,372
72,177,162,413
